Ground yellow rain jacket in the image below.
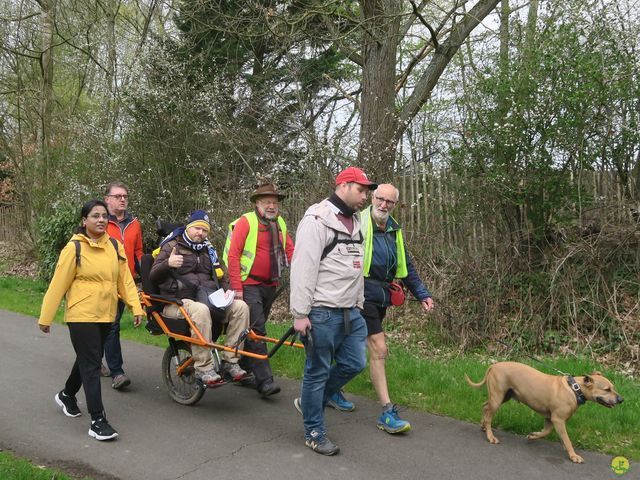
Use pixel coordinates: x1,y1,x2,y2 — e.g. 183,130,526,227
39,233,144,326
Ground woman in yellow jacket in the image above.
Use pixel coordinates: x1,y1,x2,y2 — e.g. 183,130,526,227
38,199,144,441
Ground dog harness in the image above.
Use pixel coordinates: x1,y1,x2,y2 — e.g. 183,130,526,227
566,376,586,406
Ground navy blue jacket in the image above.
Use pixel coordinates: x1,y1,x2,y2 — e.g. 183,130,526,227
364,216,431,307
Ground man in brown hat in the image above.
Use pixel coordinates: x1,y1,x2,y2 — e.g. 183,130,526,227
222,181,295,398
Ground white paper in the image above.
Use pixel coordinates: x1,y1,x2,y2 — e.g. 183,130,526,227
208,289,235,308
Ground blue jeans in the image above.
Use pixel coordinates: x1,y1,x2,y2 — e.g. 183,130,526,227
104,300,125,377
300,307,367,438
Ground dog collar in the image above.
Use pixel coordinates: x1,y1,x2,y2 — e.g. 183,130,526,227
567,376,586,406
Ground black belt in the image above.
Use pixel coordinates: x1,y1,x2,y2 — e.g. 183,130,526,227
311,306,354,334
343,308,351,334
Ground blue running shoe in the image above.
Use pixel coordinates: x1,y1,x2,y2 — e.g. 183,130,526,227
377,405,411,434
327,390,355,412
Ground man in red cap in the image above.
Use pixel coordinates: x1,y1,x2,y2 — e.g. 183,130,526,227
290,166,377,456
329,182,435,434
222,182,295,398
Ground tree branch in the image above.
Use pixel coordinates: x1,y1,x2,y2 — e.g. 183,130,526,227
397,0,501,139
0,45,41,60
51,19,110,74
409,0,439,49
0,12,40,22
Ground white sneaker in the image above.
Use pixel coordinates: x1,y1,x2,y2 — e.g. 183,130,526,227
222,362,247,381
196,369,222,386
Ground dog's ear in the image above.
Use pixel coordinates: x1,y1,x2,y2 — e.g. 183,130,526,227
583,375,593,386
590,371,602,376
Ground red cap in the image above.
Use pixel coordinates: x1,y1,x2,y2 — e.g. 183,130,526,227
335,167,377,190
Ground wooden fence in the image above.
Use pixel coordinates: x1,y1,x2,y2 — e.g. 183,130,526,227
274,167,639,262
0,205,23,243
0,168,637,257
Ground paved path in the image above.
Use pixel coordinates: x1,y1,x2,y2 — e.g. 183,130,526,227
0,310,622,480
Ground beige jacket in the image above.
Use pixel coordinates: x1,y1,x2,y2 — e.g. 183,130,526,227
290,199,365,318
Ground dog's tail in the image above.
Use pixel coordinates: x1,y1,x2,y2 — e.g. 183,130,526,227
464,372,487,388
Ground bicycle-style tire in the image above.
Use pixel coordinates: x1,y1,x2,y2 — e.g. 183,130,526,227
162,341,206,405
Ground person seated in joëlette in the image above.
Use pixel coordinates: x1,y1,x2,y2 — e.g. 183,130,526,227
150,210,250,385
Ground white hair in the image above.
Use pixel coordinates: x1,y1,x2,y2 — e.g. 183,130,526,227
372,184,399,201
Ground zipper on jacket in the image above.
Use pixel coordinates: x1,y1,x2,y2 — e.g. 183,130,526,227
383,232,395,281
120,218,136,235
109,216,136,240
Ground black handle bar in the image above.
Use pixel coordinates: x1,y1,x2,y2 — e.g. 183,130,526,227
267,326,313,358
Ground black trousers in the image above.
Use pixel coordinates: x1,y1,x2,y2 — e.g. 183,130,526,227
64,322,111,420
240,284,277,389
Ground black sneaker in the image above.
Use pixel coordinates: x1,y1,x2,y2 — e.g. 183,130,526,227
305,431,339,456
88,417,119,441
233,372,257,389
258,381,281,398
55,391,81,417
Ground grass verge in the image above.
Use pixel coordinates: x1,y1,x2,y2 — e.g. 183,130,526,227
0,450,86,480
2,275,639,461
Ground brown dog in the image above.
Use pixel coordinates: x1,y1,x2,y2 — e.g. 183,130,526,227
465,361,623,463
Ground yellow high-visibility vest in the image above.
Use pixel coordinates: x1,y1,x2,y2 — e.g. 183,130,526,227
361,206,407,279
222,212,287,281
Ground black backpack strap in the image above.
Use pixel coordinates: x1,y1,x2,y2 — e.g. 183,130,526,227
109,237,126,262
320,230,363,261
321,233,338,261
74,238,124,268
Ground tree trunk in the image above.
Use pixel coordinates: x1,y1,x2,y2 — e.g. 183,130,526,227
357,0,501,179
357,0,402,178
104,0,119,136
499,0,510,75
36,0,56,212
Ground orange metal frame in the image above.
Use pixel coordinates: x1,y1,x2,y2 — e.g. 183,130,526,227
139,292,304,363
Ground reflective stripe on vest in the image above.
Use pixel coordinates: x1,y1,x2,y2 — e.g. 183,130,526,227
222,212,287,282
361,206,408,279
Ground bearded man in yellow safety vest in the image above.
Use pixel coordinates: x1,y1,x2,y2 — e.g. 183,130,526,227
223,182,295,398
329,183,434,434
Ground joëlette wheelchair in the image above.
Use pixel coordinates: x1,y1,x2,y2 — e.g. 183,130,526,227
138,248,303,406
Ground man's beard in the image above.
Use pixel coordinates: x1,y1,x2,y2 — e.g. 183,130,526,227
184,230,205,243
371,208,389,225
258,207,278,220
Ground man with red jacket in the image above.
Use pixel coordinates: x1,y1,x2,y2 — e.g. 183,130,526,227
223,182,294,398
103,181,143,390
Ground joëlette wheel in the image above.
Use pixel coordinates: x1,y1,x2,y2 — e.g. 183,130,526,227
162,341,205,405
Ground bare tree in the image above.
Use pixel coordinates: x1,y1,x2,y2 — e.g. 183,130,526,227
35,0,56,191
356,0,501,176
